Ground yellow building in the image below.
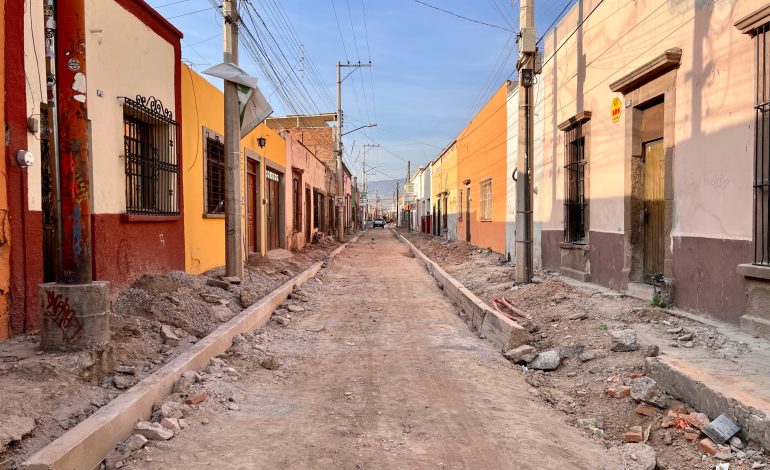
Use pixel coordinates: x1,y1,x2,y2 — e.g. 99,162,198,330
181,65,287,274
430,142,457,240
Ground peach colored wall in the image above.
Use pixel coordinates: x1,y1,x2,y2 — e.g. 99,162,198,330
456,82,509,253
283,132,328,248
539,0,758,242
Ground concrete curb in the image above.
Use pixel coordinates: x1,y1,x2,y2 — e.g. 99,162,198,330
393,230,528,352
22,236,359,470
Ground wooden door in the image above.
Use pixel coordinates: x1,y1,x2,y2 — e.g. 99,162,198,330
643,139,665,280
465,188,471,242
267,178,280,250
246,160,258,253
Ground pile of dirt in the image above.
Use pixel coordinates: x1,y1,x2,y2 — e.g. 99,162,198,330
0,239,340,469
399,229,765,470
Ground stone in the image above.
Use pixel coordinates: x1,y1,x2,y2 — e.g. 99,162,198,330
228,403,240,411
503,345,537,363
161,401,184,420
663,431,673,445
666,326,683,334
220,276,241,284
178,419,188,429
625,425,644,442
185,391,208,405
677,333,693,342
685,412,710,430
173,375,192,394
275,316,290,327
641,344,660,357
715,452,734,461
261,356,282,370
684,432,700,441
635,404,657,417
569,312,588,320
114,365,137,375
610,329,639,352
134,420,174,441
200,293,222,303
699,437,719,456
560,344,585,359
210,305,236,322
610,443,656,470
206,278,231,290
682,341,694,348
287,304,304,313
112,374,136,390
578,349,608,362
123,433,148,452
182,370,199,383
527,350,560,371
728,436,743,449
0,415,36,453
105,449,130,470
161,417,180,431
630,377,668,408
160,324,181,347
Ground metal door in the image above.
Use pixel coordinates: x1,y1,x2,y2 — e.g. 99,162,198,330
247,159,258,253
643,139,665,280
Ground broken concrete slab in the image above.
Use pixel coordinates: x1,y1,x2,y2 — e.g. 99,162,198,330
527,350,561,371
134,421,173,441
630,376,669,409
160,324,181,347
503,345,536,363
610,443,656,470
610,329,639,352
0,415,36,453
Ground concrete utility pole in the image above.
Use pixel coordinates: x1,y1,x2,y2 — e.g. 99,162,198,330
336,61,372,240
515,0,537,284
362,143,379,228
223,0,243,279
39,0,110,351
407,161,412,232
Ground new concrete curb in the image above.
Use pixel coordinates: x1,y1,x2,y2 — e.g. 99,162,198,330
22,236,359,470
394,231,528,352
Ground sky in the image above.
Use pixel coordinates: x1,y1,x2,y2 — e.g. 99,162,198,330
146,0,577,182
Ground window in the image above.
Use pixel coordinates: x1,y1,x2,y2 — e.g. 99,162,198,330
204,132,225,215
480,179,492,221
292,171,302,232
754,23,770,265
123,96,179,216
564,121,587,243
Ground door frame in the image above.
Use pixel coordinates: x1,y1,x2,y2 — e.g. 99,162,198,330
245,157,260,254
244,149,262,255
265,163,286,250
642,137,665,281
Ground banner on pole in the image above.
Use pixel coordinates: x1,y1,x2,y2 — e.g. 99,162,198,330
203,63,273,137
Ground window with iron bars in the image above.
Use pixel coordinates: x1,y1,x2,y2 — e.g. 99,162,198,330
205,132,225,215
564,122,587,244
293,171,302,232
480,179,492,221
123,96,179,216
754,23,770,265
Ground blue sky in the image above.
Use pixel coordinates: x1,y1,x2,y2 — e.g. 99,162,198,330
147,0,575,181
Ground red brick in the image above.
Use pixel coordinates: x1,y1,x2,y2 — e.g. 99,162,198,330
185,391,208,405
635,403,657,417
627,373,644,379
699,438,719,456
624,426,644,443
607,386,631,398
684,432,700,442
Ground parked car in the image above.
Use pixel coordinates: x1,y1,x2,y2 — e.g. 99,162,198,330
373,218,386,228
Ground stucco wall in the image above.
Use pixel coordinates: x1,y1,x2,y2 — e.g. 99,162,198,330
0,0,8,339
283,133,328,249
456,82,509,254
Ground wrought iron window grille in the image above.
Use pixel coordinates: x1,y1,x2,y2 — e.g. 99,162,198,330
121,95,179,216
205,132,226,215
563,121,587,244
754,23,770,266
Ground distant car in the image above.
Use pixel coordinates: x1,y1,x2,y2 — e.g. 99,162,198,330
373,218,386,228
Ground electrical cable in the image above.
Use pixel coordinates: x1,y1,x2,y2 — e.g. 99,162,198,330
412,0,514,32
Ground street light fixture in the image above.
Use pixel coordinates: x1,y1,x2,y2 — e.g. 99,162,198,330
342,123,377,137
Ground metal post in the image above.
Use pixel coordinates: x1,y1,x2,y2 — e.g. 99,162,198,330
56,0,92,284
223,0,243,278
515,0,535,284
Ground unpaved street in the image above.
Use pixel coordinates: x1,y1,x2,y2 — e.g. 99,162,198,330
135,229,615,469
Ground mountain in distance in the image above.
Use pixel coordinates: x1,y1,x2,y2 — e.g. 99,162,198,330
363,178,404,200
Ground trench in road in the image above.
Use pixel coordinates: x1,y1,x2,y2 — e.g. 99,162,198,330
134,229,614,469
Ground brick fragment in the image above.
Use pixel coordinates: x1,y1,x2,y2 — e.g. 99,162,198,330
624,425,644,443
635,403,657,417
684,432,700,442
607,386,631,398
699,437,719,456
185,391,207,405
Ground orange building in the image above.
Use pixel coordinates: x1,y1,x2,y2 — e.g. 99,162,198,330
455,82,509,254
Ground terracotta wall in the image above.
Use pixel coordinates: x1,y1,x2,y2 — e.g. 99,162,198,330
0,0,8,339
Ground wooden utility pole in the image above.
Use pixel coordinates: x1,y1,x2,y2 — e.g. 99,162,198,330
223,0,243,278
515,0,536,283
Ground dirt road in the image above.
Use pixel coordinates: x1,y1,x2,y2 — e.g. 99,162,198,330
135,229,615,469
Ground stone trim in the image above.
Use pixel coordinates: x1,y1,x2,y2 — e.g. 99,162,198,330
736,3,770,35
737,263,770,281
609,48,682,94
557,111,592,132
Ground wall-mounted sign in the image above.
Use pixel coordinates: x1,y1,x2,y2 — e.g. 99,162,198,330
611,97,622,123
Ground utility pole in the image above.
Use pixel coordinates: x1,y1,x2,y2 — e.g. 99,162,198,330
362,143,379,228
515,0,536,284
406,161,412,232
223,0,243,279
336,61,371,241
395,182,400,226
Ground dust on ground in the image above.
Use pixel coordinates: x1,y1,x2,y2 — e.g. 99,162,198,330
399,229,765,470
0,239,339,470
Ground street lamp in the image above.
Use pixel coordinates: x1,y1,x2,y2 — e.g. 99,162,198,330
342,123,377,137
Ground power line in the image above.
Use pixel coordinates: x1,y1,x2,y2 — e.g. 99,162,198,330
153,0,198,8
412,0,514,32
166,6,216,19
537,0,576,45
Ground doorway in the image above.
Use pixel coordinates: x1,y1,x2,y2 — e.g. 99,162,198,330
643,139,665,281
305,187,312,243
465,187,471,243
266,169,280,250
246,159,259,253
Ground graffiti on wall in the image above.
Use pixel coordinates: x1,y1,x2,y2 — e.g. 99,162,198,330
43,290,83,343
